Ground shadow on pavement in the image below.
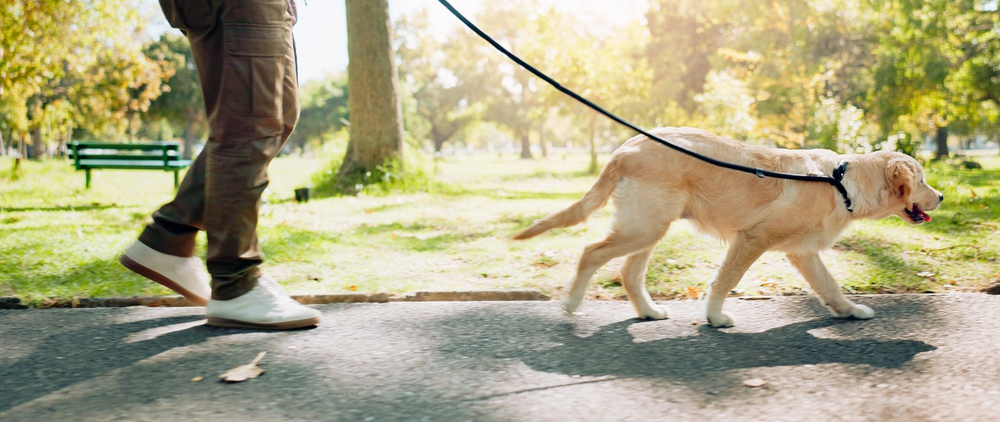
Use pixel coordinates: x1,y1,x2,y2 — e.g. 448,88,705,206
0,313,308,412
424,306,936,398
526,318,934,375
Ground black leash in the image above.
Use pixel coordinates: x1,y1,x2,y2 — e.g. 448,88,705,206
435,0,854,213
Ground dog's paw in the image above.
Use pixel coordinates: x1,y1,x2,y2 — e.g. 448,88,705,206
831,303,874,320
706,311,735,328
849,304,874,319
561,298,581,316
640,305,670,320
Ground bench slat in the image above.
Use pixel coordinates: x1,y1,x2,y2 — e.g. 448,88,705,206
69,153,182,161
76,159,193,169
70,143,180,151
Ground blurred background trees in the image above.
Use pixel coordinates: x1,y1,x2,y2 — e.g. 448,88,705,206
4,0,1000,173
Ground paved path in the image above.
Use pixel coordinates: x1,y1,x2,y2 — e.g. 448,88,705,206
2,294,998,421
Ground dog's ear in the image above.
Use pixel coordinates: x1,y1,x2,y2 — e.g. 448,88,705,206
886,158,915,203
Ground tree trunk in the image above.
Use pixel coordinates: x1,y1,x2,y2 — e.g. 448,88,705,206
58,128,72,157
588,110,599,174
338,0,404,183
0,129,5,157
935,125,949,160
539,129,549,158
15,132,27,173
518,125,532,159
28,128,45,159
128,113,140,142
431,126,446,154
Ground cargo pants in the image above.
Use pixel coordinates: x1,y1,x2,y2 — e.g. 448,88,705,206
139,0,299,300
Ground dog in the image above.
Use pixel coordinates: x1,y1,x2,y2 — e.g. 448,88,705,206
514,127,943,327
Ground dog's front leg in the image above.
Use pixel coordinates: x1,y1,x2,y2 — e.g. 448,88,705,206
704,235,768,327
787,252,874,319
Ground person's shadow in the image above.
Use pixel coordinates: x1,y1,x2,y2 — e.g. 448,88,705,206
0,314,301,412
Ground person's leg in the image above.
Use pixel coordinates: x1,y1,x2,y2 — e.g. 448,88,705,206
201,1,316,329
200,0,298,300
135,0,227,256
125,1,316,328
119,1,223,305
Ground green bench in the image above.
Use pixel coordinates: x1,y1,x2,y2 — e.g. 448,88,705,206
68,142,194,189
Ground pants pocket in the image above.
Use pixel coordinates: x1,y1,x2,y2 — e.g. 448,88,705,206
224,24,289,118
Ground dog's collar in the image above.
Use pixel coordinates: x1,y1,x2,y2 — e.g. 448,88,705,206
830,161,853,213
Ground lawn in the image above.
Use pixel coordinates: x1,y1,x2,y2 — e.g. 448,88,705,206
1,151,998,307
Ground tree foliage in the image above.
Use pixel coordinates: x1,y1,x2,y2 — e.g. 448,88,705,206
143,33,205,159
388,0,1000,159
7,0,1000,167
289,74,350,154
1,0,172,158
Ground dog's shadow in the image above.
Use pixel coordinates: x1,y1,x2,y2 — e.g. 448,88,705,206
522,318,934,379
428,308,935,386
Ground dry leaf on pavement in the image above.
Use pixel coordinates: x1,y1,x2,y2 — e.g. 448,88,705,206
220,352,267,383
685,286,701,300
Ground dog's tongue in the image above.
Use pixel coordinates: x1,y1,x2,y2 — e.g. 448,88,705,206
915,205,931,222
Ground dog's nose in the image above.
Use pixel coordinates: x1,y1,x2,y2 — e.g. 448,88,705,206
938,193,944,202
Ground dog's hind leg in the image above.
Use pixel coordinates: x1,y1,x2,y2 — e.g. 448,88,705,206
563,235,639,315
621,247,670,320
564,182,676,316
786,252,874,319
704,232,770,327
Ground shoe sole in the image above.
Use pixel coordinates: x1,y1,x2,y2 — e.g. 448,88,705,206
206,316,321,330
119,254,209,306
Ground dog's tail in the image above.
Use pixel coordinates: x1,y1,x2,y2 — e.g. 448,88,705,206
513,159,621,240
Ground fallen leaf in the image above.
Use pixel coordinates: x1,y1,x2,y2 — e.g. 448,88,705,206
349,285,357,291
220,352,267,383
743,378,767,387
191,376,204,382
685,286,701,300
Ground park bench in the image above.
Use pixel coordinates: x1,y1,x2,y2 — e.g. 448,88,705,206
67,142,193,189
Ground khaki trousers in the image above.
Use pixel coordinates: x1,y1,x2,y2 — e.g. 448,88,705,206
140,0,299,300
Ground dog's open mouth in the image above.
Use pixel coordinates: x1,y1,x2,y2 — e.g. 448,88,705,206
905,204,931,223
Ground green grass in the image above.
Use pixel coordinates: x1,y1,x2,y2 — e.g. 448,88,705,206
1,152,998,306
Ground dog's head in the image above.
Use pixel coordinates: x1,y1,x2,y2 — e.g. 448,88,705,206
854,151,943,224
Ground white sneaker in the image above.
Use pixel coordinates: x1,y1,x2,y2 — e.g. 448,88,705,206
120,240,211,306
206,275,321,330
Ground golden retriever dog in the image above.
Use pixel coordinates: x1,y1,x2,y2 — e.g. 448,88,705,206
515,127,943,327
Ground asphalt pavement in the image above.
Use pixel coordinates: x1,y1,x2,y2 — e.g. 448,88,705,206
2,294,998,421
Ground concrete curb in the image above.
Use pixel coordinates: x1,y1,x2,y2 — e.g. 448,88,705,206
390,289,549,302
0,289,551,309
